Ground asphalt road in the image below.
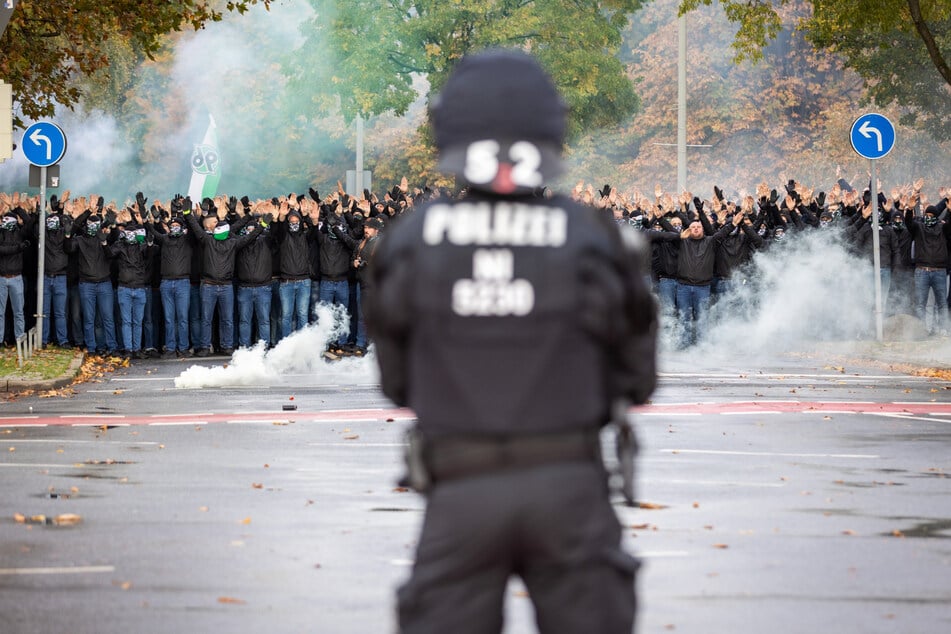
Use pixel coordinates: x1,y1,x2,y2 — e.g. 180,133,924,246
0,347,949,634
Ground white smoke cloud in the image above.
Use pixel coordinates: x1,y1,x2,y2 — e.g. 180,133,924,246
174,303,379,389
656,228,951,364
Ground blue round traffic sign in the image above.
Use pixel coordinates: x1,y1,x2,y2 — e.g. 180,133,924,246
850,113,895,160
21,121,68,167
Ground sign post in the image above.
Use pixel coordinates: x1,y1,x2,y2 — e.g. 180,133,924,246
850,113,896,343
21,121,67,351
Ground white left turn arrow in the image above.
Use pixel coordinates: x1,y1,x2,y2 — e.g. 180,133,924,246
29,127,52,161
859,120,883,153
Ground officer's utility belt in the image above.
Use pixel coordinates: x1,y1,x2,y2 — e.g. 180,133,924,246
401,428,601,492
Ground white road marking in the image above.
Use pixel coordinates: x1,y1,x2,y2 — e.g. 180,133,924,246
641,413,702,417
0,463,83,469
660,449,879,459
9,439,160,446
306,443,407,448
0,566,115,576
637,551,691,558
719,411,783,415
59,415,126,419
0,415,39,420
147,421,207,427
875,413,951,424
149,413,214,418
643,478,786,488
0,424,46,428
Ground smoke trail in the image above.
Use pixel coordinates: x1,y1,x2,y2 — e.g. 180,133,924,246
664,228,951,365
174,303,378,388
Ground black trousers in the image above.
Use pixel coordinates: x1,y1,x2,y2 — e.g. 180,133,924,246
397,461,639,634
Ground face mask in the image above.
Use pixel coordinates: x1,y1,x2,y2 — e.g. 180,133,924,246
169,224,184,237
46,216,61,231
923,216,938,228
819,219,832,229
135,229,146,244
1,216,17,231
213,224,230,241
122,231,138,244
670,224,682,232
774,231,786,241
757,226,767,237
288,222,301,233
892,220,904,230
86,221,101,236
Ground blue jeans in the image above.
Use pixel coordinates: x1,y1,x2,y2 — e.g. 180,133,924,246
0,274,25,343
237,284,272,348
676,282,712,347
915,268,949,332
117,286,147,352
161,279,191,352
656,277,678,313
42,274,69,346
200,282,234,350
279,279,311,338
318,279,350,345
78,280,117,353
355,284,370,348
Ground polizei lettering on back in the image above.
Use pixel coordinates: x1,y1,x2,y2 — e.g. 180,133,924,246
423,202,566,317
423,202,567,247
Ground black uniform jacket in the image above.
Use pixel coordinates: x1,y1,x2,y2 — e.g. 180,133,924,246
367,192,657,438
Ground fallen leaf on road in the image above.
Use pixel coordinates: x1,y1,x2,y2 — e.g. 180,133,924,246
240,517,251,525
891,530,904,538
637,502,668,510
217,597,247,605
251,483,263,489
841,529,856,536
53,514,82,526
13,513,26,523
692,502,700,508
113,390,123,395
631,523,651,530
343,435,360,440
712,543,729,549
199,506,209,512
7,447,14,452
393,487,410,493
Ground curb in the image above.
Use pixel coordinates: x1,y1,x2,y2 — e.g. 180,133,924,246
2,352,86,393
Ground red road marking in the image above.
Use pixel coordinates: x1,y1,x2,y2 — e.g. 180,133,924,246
0,402,949,428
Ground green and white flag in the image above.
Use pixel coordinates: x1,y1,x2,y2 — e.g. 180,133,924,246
188,114,220,202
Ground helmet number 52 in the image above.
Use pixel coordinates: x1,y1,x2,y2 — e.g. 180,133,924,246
464,140,543,188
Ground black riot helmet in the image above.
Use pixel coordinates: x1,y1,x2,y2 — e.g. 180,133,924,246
430,49,567,194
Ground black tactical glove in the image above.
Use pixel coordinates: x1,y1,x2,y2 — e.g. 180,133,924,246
227,196,238,215
135,192,148,214
96,197,105,213
183,197,193,215
308,187,320,202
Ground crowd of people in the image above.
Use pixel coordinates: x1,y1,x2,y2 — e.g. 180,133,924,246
0,182,431,359
573,176,951,346
0,173,948,358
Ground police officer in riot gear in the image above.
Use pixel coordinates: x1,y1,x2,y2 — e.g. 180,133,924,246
367,49,658,634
